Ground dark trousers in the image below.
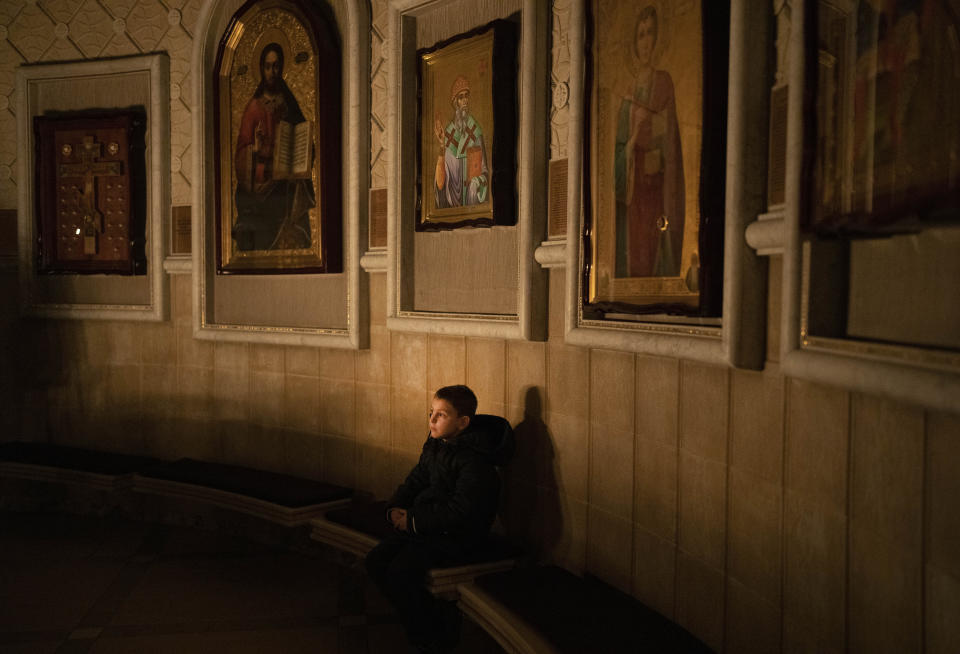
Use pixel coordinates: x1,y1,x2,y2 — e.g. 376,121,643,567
365,534,462,649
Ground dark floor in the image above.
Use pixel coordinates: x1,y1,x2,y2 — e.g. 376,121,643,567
0,512,506,653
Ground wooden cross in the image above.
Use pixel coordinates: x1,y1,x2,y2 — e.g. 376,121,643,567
59,135,123,254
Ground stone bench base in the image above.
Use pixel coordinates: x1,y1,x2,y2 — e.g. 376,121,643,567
458,580,559,654
457,566,714,654
427,557,519,600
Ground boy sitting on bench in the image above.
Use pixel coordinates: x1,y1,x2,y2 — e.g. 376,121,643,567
365,384,513,653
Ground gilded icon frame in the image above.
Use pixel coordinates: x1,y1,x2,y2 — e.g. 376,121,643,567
584,0,728,317
213,0,341,274
416,19,518,231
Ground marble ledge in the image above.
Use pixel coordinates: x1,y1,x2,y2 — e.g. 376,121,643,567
535,240,566,269
360,249,387,272
744,206,784,256
163,255,192,275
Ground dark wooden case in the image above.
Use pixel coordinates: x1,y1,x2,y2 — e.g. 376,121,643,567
33,110,147,275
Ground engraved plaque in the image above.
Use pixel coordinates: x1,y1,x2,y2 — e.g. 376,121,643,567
369,188,387,248
548,158,568,239
172,205,192,254
767,85,787,207
34,111,146,274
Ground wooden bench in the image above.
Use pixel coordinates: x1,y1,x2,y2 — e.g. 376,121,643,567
310,499,522,599
1,442,353,528
457,566,714,654
132,458,353,527
0,441,159,491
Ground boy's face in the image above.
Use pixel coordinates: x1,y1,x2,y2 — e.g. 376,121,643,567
429,397,469,440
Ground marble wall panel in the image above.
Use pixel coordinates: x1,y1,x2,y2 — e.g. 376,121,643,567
635,355,679,447
730,368,783,483
586,505,632,594
678,452,726,570
848,523,922,654
675,553,724,652
679,361,728,463
785,379,849,511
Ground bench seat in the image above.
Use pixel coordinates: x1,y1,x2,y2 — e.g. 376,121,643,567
1,443,354,527
0,442,160,491
132,458,353,527
457,566,714,654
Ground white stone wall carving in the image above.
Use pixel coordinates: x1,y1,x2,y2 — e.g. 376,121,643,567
0,0,203,210
369,0,388,190
550,0,570,160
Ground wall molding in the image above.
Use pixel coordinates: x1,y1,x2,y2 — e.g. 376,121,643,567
385,0,549,341
534,240,566,269
163,255,192,275
360,249,387,272
563,0,769,368
745,206,785,256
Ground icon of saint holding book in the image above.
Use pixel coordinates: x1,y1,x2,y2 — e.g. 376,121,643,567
434,74,489,208
233,42,314,251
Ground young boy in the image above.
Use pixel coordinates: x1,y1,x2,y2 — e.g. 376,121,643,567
365,384,513,653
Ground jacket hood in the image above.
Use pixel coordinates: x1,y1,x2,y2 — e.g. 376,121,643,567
446,414,514,466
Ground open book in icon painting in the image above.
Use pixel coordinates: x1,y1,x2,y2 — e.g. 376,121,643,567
273,120,313,179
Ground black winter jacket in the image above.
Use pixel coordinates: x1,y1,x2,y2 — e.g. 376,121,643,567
387,414,514,548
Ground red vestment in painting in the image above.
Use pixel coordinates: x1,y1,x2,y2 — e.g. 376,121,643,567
615,69,685,278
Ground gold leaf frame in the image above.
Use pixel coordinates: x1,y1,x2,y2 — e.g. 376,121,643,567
418,30,496,227
215,0,330,272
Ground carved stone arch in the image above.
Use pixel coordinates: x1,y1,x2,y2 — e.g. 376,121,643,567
191,0,370,348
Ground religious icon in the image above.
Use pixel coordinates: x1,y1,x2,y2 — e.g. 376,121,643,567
417,20,518,230
585,0,726,314
809,0,960,234
215,0,341,273
33,110,147,275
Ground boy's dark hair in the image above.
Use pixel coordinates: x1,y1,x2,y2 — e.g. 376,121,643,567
434,385,478,418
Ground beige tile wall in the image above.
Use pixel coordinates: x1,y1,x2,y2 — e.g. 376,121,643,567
1,2,958,652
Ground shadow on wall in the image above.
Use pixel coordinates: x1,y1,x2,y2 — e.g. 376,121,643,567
499,386,562,562
0,284,27,435
8,317,76,440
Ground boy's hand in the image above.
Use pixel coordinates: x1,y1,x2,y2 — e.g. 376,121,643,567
389,508,408,531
